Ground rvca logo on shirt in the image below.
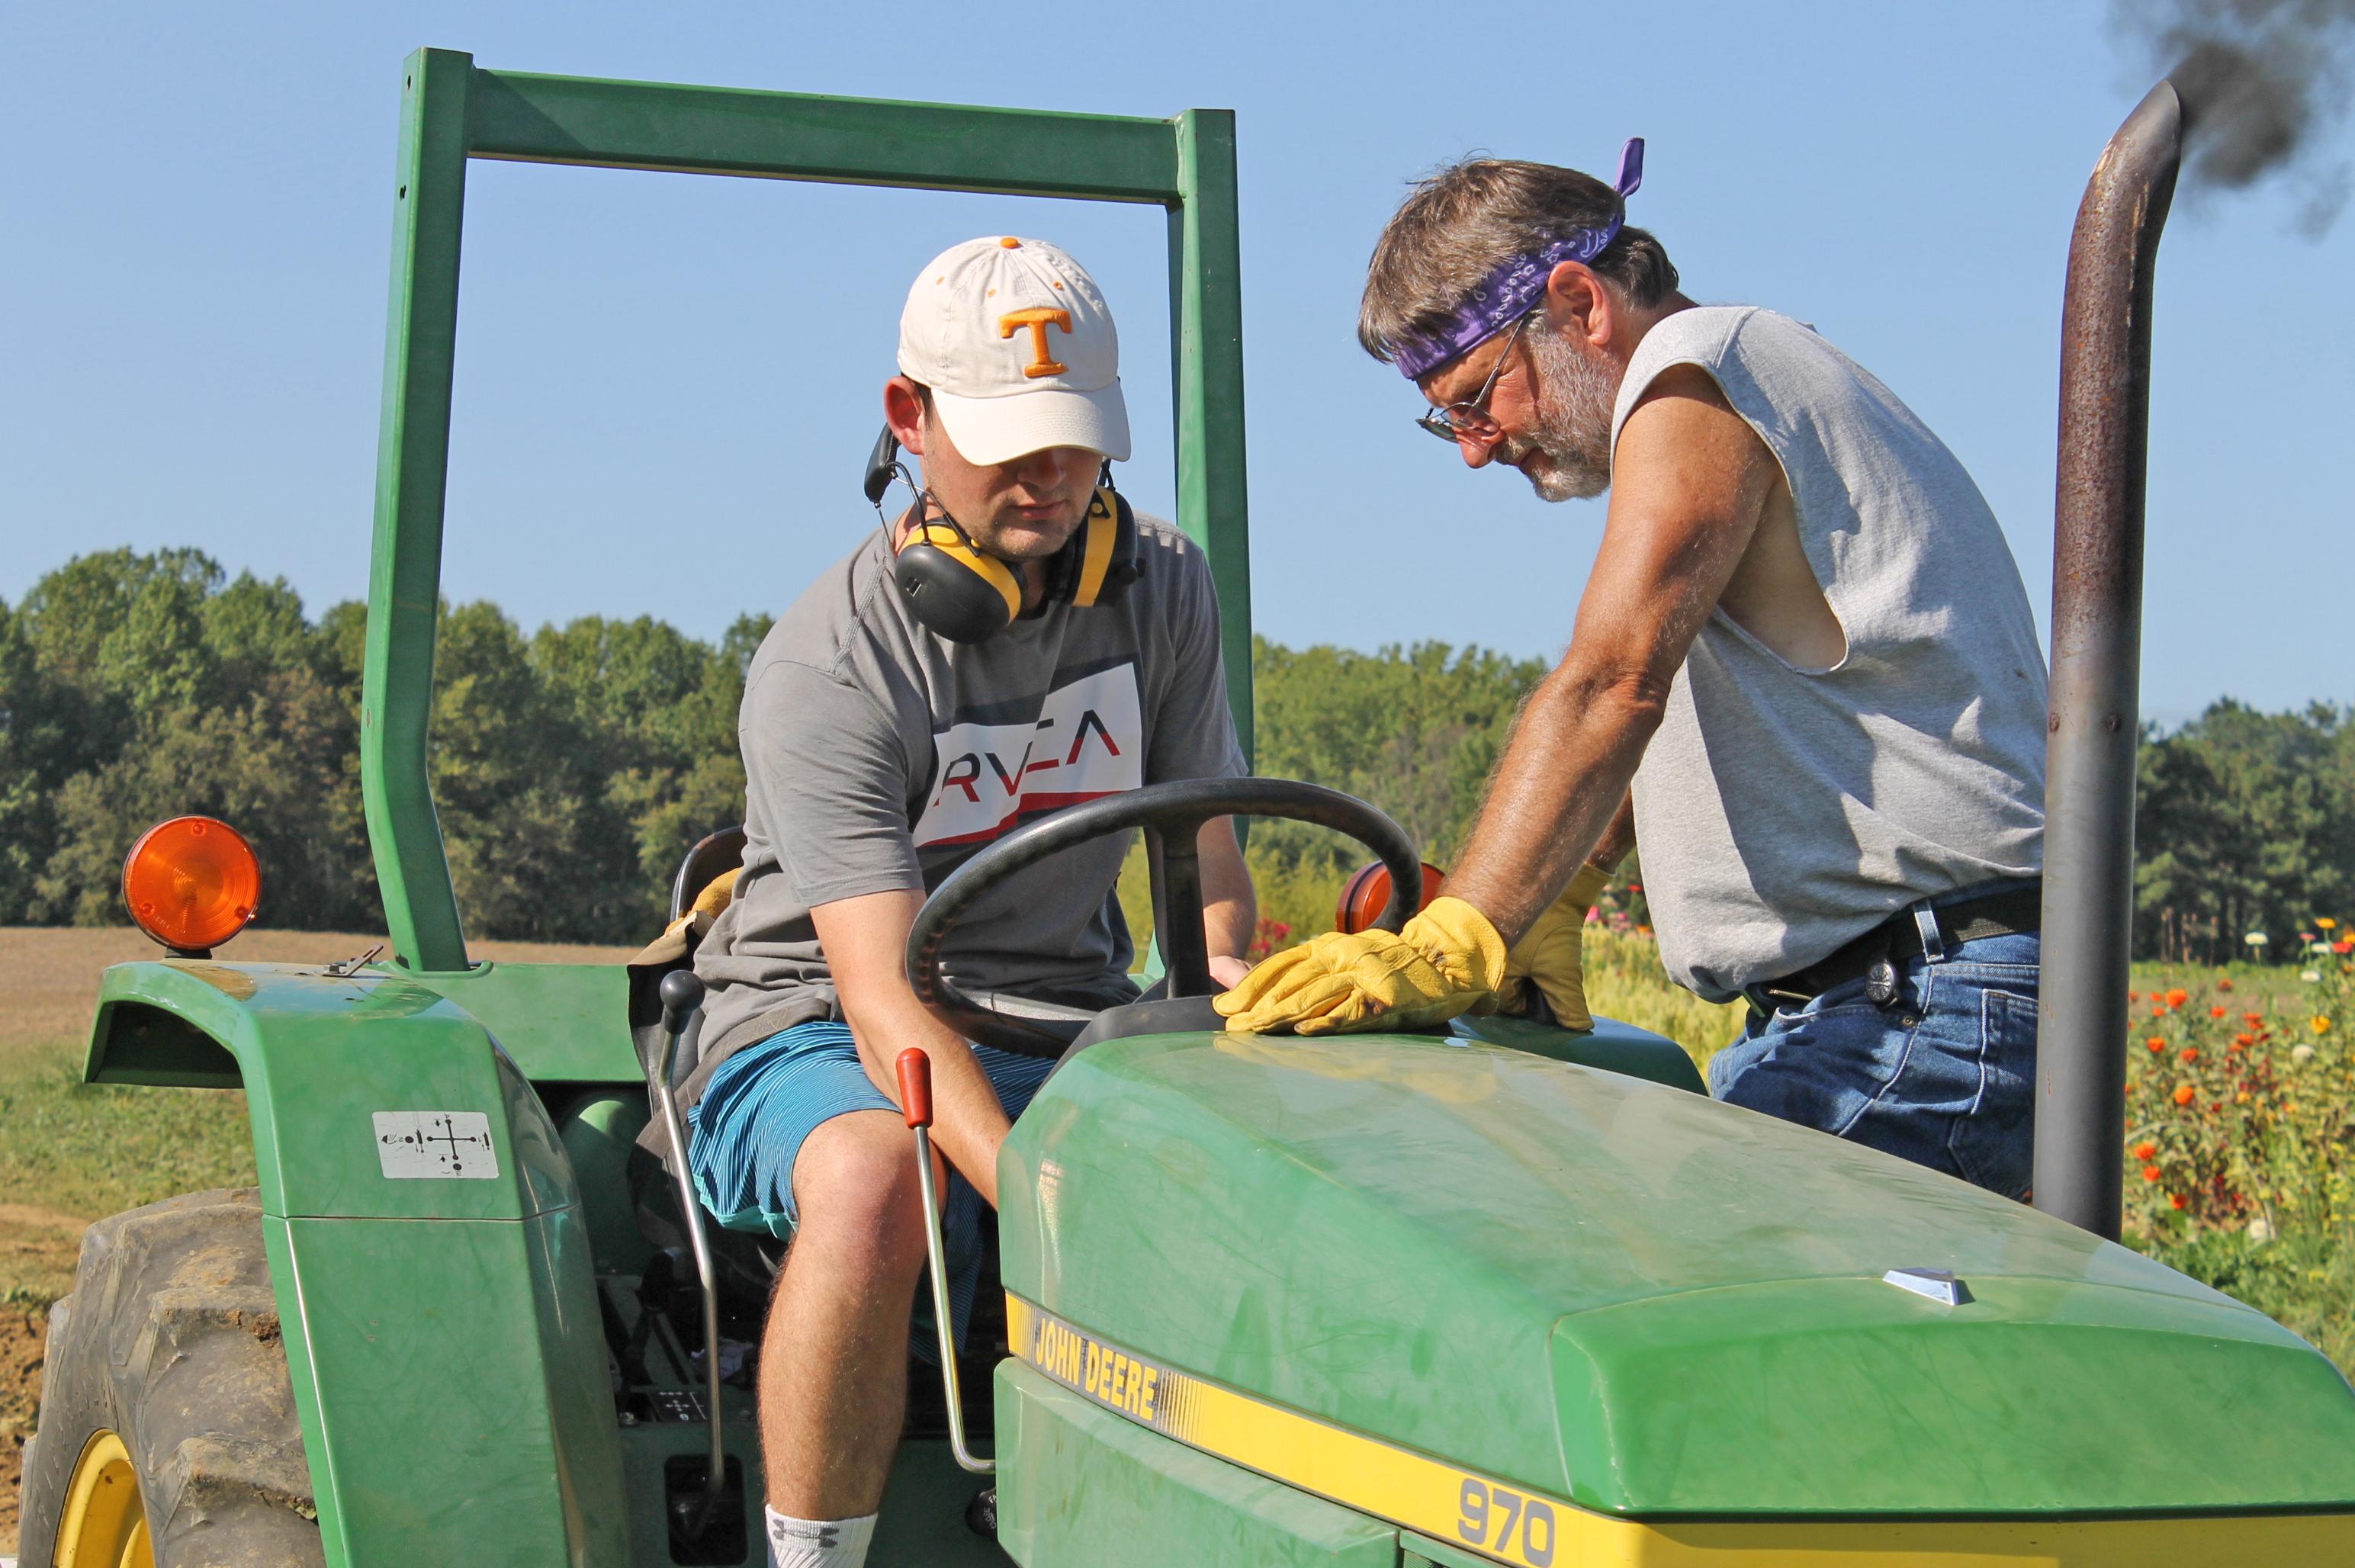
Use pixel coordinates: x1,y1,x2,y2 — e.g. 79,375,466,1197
914,663,1144,850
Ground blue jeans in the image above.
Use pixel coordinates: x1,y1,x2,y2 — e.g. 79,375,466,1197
1707,917,2040,1199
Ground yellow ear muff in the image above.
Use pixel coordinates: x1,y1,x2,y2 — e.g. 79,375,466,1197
915,522,1023,620
892,519,1024,643
1070,489,1120,607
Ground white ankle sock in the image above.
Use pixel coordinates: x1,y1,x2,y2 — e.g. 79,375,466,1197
766,1506,877,1568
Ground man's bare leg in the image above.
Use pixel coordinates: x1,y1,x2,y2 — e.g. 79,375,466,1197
760,1107,937,1521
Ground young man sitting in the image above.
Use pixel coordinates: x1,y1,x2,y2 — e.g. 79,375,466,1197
683,235,1255,1567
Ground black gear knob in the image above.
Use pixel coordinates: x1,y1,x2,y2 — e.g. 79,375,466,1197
658,969,706,1037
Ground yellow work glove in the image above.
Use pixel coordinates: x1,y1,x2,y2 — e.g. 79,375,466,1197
1213,896,1508,1036
1501,863,1611,1033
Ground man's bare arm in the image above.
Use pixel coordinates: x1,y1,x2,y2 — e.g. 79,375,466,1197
1197,815,1256,988
1589,791,1637,874
1445,365,1779,944
810,888,1010,1207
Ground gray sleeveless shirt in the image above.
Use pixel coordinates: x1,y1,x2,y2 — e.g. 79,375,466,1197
1609,307,2046,1003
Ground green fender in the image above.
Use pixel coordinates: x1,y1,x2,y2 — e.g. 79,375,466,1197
87,957,633,1568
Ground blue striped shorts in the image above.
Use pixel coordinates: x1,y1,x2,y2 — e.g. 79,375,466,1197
685,1019,1056,1354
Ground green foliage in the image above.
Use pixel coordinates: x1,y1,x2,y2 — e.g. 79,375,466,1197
2135,701,2355,962
1245,636,1551,937
6,548,2353,966
0,550,760,943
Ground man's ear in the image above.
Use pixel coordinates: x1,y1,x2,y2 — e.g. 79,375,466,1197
1542,261,1613,351
883,375,928,455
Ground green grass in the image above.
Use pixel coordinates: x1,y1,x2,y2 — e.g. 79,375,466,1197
0,1039,255,1225
2138,1223,2355,1374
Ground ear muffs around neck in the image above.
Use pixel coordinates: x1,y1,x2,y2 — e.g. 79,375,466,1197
892,517,1023,644
1059,487,1141,609
888,486,1142,645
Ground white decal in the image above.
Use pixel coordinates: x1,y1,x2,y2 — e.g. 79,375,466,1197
914,664,1144,849
374,1111,500,1180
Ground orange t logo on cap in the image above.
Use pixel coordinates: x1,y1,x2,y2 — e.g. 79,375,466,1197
1000,308,1073,378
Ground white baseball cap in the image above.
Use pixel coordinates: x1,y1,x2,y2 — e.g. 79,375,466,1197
897,236,1132,465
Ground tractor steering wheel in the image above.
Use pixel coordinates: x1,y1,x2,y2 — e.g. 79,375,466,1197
904,777,1423,1056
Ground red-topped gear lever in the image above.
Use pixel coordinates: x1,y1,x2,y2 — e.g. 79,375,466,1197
895,1047,934,1129
895,1046,989,1473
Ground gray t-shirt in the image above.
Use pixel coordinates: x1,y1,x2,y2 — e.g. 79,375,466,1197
1611,307,2048,1003
690,512,1246,1084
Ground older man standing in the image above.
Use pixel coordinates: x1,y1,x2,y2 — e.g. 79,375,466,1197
1218,143,2051,1197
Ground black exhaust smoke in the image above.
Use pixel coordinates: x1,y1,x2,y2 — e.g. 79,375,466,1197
2113,0,2355,233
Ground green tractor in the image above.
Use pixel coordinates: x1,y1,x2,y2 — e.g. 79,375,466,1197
18,49,2355,1568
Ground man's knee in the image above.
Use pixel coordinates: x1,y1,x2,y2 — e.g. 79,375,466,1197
789,1112,931,1278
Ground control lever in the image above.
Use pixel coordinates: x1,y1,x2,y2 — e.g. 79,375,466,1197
896,1048,994,1474
652,969,729,1531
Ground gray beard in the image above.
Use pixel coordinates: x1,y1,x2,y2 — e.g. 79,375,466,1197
1498,326,1620,502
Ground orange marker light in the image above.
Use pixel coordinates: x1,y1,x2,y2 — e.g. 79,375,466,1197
122,816,261,953
1335,860,1449,934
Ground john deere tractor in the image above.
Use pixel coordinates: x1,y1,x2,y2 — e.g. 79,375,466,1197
20,49,2355,1568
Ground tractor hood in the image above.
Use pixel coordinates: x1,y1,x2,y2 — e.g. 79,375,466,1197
999,1032,2355,1520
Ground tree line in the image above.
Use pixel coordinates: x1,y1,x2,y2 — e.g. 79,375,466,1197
2,548,2349,957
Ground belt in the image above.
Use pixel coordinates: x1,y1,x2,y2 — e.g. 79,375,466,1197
1744,880,2043,1015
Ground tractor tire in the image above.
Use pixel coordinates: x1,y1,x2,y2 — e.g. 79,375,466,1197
17,1188,323,1568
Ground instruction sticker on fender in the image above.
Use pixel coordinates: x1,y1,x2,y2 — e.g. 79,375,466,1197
373,1112,499,1179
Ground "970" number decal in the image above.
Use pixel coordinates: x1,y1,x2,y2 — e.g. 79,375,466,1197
1457,1478,1556,1565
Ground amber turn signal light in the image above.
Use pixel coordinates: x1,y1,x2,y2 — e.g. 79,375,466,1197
122,816,262,954
1334,860,1449,934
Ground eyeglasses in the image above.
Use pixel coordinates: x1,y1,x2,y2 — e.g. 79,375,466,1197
1414,312,1534,443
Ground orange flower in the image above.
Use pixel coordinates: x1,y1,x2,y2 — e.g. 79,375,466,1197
2133,1141,2157,1160
2244,1012,2265,1026
2180,1046,2199,1063
2218,978,2235,992
2210,1005,2228,1019
2173,1084,2197,1106
2235,1033,2255,1046
2312,1016,2333,1035
2166,988,2189,1007
2151,1005,2167,1018
2141,1165,2164,1182
2146,1036,2167,1052
2125,990,2138,1002
2170,1194,2187,1210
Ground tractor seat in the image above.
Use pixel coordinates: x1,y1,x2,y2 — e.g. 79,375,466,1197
673,825,747,921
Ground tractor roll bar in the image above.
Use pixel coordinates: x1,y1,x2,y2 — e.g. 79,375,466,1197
365,50,1251,973
2033,82,2184,1238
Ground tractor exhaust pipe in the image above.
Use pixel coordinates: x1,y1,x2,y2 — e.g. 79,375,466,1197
2033,82,2184,1239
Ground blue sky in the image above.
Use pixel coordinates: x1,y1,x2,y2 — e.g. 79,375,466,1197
5,2,2349,723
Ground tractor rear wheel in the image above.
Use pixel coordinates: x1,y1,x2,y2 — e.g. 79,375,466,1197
18,1188,323,1567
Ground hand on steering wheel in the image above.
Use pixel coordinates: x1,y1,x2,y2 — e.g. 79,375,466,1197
904,778,1422,1056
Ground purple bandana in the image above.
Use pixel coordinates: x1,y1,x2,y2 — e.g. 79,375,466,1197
1391,138,1647,380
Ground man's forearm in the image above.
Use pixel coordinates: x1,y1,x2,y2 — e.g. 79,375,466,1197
840,992,1011,1206
1198,815,1255,961
1590,791,1637,872
1444,669,1663,946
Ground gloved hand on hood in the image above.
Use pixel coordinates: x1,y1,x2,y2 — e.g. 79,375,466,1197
1499,863,1611,1033
1213,896,1508,1036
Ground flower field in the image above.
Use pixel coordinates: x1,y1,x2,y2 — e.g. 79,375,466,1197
2124,927,2355,1370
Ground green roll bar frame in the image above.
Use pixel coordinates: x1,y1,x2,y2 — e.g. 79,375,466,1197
364,48,1251,973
